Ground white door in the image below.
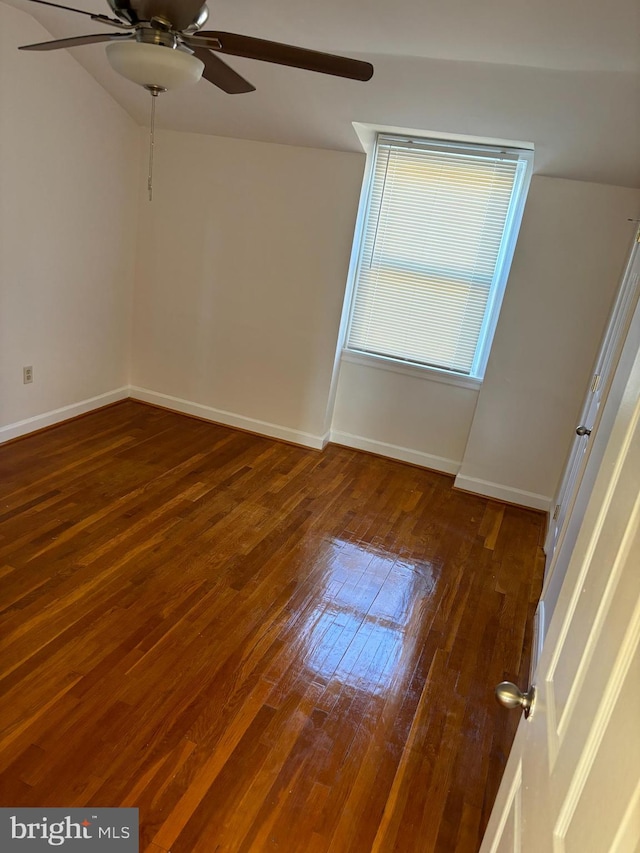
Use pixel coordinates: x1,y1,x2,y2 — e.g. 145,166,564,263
480,298,640,853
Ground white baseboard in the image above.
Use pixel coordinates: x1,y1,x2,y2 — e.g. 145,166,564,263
0,387,129,444
453,473,551,511
329,430,460,475
129,386,330,450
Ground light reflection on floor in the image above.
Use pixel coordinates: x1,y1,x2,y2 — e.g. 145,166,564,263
300,538,439,696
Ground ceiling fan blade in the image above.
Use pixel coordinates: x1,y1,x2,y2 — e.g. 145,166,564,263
19,33,133,51
138,0,206,32
19,0,124,26
197,31,374,81
188,46,256,94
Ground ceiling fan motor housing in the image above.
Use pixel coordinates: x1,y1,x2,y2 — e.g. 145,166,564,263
107,0,209,31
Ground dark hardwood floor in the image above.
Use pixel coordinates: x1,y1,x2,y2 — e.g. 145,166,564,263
0,401,545,851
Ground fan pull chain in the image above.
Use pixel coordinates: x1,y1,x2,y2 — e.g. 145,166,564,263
147,90,157,202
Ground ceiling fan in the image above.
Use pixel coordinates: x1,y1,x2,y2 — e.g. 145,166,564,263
18,0,374,95
18,0,373,198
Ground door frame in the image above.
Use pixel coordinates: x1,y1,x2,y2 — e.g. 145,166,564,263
540,232,640,642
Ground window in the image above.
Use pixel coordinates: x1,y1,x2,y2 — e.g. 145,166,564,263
344,134,533,380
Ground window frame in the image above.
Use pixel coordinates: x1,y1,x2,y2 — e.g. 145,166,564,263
341,132,534,384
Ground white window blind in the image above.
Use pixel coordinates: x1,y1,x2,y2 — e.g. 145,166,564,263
346,135,531,377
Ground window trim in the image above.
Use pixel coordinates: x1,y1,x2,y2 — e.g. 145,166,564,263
340,130,534,384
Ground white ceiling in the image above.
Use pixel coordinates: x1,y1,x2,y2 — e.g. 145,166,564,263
6,0,640,187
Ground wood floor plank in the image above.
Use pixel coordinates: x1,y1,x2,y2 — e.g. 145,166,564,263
0,401,545,851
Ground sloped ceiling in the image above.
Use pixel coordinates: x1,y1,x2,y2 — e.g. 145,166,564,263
6,0,640,186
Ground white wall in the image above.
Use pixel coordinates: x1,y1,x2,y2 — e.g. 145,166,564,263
455,177,640,508
0,2,139,440
331,359,479,473
332,175,640,507
131,129,364,446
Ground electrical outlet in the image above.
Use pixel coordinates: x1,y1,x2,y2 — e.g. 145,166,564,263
23,365,33,384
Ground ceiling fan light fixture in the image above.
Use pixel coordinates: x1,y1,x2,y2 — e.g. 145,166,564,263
105,40,204,90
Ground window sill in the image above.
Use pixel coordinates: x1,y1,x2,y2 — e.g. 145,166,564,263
341,350,483,391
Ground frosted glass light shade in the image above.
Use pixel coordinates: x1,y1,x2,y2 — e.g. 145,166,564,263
106,41,204,90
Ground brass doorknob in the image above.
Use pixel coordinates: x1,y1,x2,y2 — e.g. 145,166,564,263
495,681,536,719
